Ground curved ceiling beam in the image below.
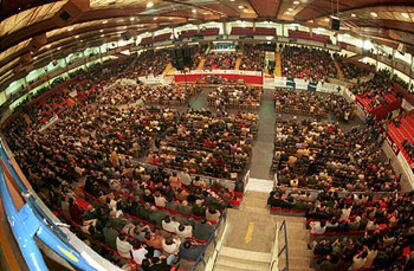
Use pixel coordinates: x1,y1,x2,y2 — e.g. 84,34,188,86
294,0,414,21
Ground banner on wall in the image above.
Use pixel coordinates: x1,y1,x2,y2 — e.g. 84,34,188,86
274,77,287,88
294,78,308,90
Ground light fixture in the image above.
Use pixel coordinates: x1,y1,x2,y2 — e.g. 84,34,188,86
146,1,154,8
238,5,243,9
243,9,248,13
102,20,108,24
351,13,356,18
75,35,79,38
80,40,84,42
293,0,300,4
130,17,135,21
100,29,104,33
203,12,208,15
153,17,158,20
370,12,378,17
192,8,196,13
169,17,173,20
285,11,291,15
101,34,105,37
57,47,61,50
46,44,51,48
230,0,235,2
67,27,74,31
402,12,410,19
288,8,293,12
324,18,330,22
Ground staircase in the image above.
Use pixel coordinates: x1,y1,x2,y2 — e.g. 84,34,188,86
235,56,242,70
196,57,205,70
214,247,271,271
274,215,313,271
162,63,175,76
274,52,282,77
333,58,345,80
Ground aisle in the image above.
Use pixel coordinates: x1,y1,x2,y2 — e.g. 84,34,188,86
249,88,275,180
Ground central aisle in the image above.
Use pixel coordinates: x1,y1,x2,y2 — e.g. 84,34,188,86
249,88,275,180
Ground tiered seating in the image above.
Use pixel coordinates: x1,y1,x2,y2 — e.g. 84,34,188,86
230,27,276,36
288,30,331,44
231,27,254,35
180,29,198,39
334,54,371,80
199,28,219,36
139,33,172,45
203,52,237,70
281,45,337,83
239,44,265,71
387,114,414,164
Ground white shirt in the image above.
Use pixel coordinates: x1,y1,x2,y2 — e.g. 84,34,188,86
116,237,133,259
176,225,192,239
162,239,181,254
132,247,148,264
154,196,167,208
162,220,180,233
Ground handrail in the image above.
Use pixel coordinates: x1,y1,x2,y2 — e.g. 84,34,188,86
268,220,289,271
0,141,104,271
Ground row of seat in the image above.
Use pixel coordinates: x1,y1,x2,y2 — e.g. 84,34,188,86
387,114,414,164
230,27,276,36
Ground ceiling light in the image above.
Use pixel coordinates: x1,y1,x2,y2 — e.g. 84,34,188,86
57,47,61,50
243,9,248,13
238,5,244,9
402,12,410,19
285,11,291,15
169,17,173,20
351,13,356,18
67,27,74,31
370,12,378,17
130,17,135,21
146,1,154,8
230,0,235,2
203,12,209,15
324,18,330,22
288,8,293,12
80,40,83,42
102,20,108,24
75,35,79,38
192,9,196,13
101,34,105,37
100,29,104,33
46,44,51,48
293,0,300,4
153,17,158,20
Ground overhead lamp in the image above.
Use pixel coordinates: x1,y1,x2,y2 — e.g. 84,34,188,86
243,9,248,13
101,34,105,38
169,17,173,20
293,0,300,4
203,12,209,15
288,8,293,12
100,29,104,33
230,0,235,2
351,13,356,18
192,9,196,13
146,1,154,8
153,17,158,20
285,11,291,15
67,27,74,31
57,47,61,50
370,12,378,17
238,5,243,9
402,12,410,19
75,35,79,38
130,17,135,21
102,20,108,24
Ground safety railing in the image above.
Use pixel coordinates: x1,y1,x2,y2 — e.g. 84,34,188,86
0,139,121,271
269,220,289,271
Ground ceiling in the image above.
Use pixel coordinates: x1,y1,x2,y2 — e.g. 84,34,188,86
1,0,414,71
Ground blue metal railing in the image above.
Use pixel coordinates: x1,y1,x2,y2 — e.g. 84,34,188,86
0,141,98,271
277,220,289,271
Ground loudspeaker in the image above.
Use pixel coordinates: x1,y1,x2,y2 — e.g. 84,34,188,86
171,47,193,71
53,0,90,27
397,43,406,55
330,18,340,31
121,32,131,41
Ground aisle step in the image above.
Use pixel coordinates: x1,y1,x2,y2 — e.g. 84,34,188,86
274,52,282,77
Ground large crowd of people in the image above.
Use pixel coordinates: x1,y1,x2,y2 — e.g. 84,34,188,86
273,89,355,121
203,52,237,70
240,44,264,72
271,119,398,192
333,54,371,80
281,46,337,83
148,109,258,180
207,85,262,109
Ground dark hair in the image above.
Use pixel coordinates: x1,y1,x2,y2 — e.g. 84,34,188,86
183,240,192,249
